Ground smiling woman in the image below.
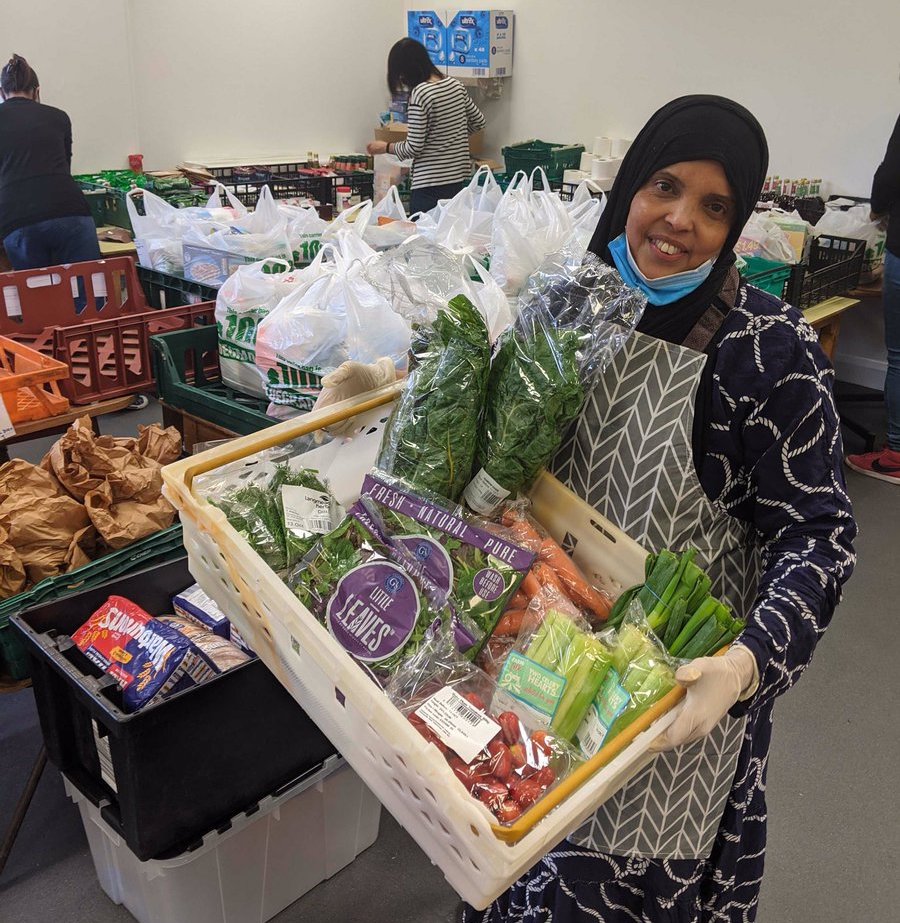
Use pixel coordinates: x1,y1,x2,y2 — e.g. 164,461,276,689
466,94,857,923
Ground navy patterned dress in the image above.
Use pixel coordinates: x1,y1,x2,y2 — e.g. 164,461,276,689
464,284,857,923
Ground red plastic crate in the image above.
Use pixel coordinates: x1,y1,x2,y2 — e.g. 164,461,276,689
51,302,216,404
0,257,148,339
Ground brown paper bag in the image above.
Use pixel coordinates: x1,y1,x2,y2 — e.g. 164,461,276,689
0,527,27,600
0,459,68,504
104,465,165,505
65,524,98,572
84,480,176,550
136,424,182,465
49,417,138,501
1,494,93,584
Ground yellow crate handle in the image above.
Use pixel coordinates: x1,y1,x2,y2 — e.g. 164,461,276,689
173,382,404,492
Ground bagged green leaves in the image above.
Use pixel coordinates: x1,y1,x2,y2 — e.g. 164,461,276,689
463,253,646,515
378,293,492,502
200,458,339,575
360,473,536,657
290,497,454,680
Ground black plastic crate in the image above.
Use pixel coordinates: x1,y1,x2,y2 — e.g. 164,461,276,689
12,557,336,860
138,265,220,306
208,162,307,183
786,234,866,309
559,180,603,203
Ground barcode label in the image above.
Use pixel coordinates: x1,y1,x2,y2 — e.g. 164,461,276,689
452,697,483,725
282,485,334,537
92,719,118,793
415,686,500,763
472,68,488,76
462,468,510,515
576,669,631,759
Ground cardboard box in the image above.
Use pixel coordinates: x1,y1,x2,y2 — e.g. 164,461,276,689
375,122,484,155
407,10,450,71
446,9,514,78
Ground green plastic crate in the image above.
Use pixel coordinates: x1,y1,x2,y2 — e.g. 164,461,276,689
77,180,133,232
151,326,277,436
501,140,585,184
0,524,184,680
741,256,792,298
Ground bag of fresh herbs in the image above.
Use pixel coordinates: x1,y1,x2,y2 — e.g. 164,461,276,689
197,450,341,575
377,292,491,503
463,253,646,515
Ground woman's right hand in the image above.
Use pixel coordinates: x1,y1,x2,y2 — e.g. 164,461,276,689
312,358,398,437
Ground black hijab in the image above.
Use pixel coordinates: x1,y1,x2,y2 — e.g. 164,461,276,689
589,95,769,345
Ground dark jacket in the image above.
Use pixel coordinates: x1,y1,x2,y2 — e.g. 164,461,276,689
0,97,91,239
872,113,900,258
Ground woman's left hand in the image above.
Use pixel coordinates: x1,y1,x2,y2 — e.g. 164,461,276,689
649,646,758,752
366,141,388,156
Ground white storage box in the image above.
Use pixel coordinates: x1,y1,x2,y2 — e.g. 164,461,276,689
65,757,381,923
161,385,686,910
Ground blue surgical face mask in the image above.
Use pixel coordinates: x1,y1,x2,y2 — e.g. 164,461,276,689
608,233,715,306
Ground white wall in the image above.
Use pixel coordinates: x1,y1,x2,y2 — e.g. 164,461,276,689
3,1,140,173
126,0,403,168
483,0,900,196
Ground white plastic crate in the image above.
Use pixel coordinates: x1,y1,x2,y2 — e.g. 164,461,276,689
161,385,685,910
65,756,381,923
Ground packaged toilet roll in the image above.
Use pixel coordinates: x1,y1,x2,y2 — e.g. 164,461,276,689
592,136,612,158
580,151,594,173
611,138,632,157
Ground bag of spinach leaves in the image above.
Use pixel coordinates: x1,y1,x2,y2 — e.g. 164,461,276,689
377,292,491,503
359,472,536,659
463,253,646,515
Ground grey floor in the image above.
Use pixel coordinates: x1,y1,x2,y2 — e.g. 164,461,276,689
1,401,899,923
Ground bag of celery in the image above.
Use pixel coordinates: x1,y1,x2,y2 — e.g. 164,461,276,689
495,586,613,742
573,602,680,759
606,548,746,658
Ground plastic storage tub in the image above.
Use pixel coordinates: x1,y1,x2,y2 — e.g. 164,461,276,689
65,756,382,923
12,556,337,859
161,386,688,909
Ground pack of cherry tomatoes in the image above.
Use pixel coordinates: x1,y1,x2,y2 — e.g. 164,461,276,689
390,640,582,826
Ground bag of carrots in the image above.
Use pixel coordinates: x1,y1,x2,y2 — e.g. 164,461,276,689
483,502,613,636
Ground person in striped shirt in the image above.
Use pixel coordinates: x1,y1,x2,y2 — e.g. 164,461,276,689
367,38,485,215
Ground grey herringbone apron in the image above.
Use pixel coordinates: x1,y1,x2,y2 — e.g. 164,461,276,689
550,321,761,859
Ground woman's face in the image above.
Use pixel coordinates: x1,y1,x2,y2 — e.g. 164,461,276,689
625,159,734,279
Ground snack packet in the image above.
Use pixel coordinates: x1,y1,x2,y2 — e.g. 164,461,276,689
72,596,219,712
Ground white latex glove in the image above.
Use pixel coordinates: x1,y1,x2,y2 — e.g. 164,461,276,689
649,645,758,752
312,357,397,437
